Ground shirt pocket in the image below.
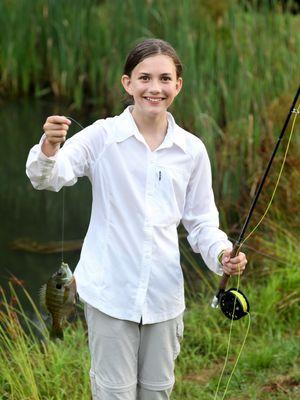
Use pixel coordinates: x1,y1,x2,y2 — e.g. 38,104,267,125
152,165,189,227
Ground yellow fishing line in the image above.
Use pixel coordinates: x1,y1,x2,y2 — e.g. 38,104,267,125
214,269,243,400
239,103,299,249
229,290,248,312
214,103,299,400
221,313,251,400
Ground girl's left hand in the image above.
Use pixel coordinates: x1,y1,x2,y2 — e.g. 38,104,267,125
221,248,247,276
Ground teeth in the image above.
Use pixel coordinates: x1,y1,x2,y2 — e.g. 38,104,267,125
145,97,163,102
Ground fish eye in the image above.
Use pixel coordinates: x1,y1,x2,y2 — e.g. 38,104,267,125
57,272,62,276
56,284,62,289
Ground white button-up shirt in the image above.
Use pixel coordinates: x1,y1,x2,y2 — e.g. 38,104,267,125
26,106,232,324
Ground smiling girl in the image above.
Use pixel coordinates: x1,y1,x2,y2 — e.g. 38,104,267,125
26,38,247,400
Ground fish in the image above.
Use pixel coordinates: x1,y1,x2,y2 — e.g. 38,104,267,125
39,262,77,340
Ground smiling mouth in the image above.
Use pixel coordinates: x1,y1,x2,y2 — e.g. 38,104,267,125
144,97,166,103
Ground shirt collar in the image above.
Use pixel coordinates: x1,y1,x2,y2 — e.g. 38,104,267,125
112,106,187,153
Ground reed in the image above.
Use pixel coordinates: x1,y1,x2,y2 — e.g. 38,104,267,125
1,223,299,400
0,0,299,208
0,283,90,399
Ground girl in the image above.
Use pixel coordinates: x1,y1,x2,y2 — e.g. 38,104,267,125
26,38,247,400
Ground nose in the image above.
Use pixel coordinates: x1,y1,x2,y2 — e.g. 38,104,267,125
149,79,161,94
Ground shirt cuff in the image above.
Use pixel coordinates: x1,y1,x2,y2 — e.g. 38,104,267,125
212,242,232,275
217,249,226,264
38,134,59,162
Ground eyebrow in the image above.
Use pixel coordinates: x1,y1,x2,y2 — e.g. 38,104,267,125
138,72,172,76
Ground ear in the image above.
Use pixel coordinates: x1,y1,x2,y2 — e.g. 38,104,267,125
175,77,183,96
121,75,133,96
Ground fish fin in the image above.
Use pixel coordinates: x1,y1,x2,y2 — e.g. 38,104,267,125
63,284,70,304
38,284,48,311
67,308,78,323
75,292,80,304
63,278,77,305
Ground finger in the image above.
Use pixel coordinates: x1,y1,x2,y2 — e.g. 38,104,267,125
46,130,68,138
44,123,70,131
46,115,72,125
223,262,246,273
228,255,241,263
45,133,67,144
229,254,247,264
45,137,66,145
222,252,231,262
234,263,246,274
222,267,236,276
223,266,245,276
231,269,244,276
47,136,66,142
235,262,244,271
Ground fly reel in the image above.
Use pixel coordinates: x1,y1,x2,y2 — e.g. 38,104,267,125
219,288,250,320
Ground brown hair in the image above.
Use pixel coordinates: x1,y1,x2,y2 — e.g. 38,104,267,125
123,38,183,78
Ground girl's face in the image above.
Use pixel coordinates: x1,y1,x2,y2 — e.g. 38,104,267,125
121,54,183,117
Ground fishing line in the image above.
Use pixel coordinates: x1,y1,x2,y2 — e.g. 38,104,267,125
214,267,250,400
238,102,299,250
65,116,85,130
61,188,65,263
227,237,289,266
60,116,85,263
213,100,299,399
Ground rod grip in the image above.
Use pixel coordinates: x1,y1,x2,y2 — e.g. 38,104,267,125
219,242,241,290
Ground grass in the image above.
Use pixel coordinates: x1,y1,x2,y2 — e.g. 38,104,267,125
1,0,299,209
1,220,299,399
1,1,299,398
0,284,91,400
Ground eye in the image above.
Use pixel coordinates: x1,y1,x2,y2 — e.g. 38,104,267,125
161,76,172,81
139,75,150,81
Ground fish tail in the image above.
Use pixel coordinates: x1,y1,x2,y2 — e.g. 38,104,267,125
50,325,64,340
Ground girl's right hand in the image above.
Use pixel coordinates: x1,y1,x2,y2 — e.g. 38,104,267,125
42,116,71,156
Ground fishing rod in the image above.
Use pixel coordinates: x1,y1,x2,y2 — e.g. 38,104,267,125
211,85,300,320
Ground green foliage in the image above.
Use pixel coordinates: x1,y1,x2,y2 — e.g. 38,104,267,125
0,2,299,398
1,270,299,399
1,221,299,399
0,284,90,400
1,0,299,208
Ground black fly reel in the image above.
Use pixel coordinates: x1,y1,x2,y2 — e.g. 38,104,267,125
219,288,250,320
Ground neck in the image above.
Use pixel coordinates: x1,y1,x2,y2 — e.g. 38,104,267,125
131,107,168,137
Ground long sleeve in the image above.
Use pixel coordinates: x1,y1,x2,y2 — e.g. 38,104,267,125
26,121,107,192
181,143,232,275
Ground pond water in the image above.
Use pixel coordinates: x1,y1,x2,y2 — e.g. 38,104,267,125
0,98,94,311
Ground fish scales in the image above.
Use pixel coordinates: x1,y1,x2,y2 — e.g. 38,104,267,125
40,262,77,340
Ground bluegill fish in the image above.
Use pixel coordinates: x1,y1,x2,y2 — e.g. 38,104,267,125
39,262,77,340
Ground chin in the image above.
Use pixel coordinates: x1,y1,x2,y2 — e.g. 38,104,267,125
146,107,167,117
144,102,168,112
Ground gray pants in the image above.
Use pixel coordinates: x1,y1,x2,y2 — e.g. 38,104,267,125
84,303,184,399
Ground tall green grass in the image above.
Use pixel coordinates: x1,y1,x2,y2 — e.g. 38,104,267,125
0,0,299,208
1,3,299,395
0,284,90,399
1,223,299,400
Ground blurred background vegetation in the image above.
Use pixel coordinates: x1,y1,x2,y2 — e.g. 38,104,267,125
0,0,299,399
1,0,299,292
